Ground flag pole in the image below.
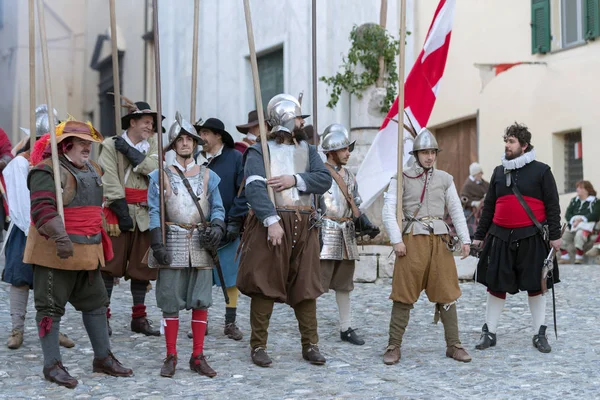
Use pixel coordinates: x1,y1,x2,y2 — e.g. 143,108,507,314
243,0,275,203
152,0,166,240
190,0,200,122
36,0,63,219
396,0,407,221
311,0,318,142
29,0,36,150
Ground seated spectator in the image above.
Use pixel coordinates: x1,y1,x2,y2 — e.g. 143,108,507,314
585,230,600,257
559,180,600,264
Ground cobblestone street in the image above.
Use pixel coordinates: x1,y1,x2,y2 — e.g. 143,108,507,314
0,263,599,399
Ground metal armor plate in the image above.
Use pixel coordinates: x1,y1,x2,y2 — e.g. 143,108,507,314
268,141,311,207
148,225,212,269
319,218,359,260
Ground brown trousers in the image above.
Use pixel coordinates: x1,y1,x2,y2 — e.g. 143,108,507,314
250,295,318,349
101,228,157,281
390,233,461,305
320,259,355,292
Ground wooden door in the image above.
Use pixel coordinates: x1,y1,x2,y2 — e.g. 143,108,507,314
433,118,478,188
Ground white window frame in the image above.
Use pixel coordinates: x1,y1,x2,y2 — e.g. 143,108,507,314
561,0,585,48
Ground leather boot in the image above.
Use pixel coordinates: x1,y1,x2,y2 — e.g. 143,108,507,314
189,354,217,377
131,317,160,336
383,345,401,365
251,347,272,367
475,323,497,350
302,344,326,365
92,351,134,377
224,322,243,341
160,353,177,378
7,329,24,349
446,344,472,362
533,325,552,353
43,361,78,389
58,332,75,348
340,327,365,345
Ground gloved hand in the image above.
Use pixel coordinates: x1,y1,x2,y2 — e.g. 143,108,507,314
150,227,171,265
108,198,134,232
354,213,380,239
113,136,146,167
224,216,243,244
200,219,225,250
38,216,74,259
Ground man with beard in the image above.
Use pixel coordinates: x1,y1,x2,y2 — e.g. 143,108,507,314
148,113,224,378
194,117,247,341
3,105,74,350
237,94,332,367
24,120,132,388
472,123,561,354
382,128,472,365
99,101,161,336
318,123,379,346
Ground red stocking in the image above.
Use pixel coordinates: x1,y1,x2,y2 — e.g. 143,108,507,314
191,309,208,357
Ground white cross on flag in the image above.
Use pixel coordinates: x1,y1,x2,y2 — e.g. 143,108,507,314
357,0,456,210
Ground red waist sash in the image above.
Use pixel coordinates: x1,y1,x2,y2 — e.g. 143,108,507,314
493,195,546,228
103,188,148,225
63,206,113,261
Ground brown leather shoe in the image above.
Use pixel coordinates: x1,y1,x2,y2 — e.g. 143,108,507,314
224,323,243,341
43,361,78,389
189,354,217,377
7,329,24,350
93,351,134,377
383,345,401,365
131,317,160,336
446,344,472,362
302,344,326,365
251,347,272,367
160,353,177,378
59,332,75,348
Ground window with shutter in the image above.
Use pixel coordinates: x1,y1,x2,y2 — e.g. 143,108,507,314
584,0,600,40
564,131,584,193
531,0,551,54
257,49,284,111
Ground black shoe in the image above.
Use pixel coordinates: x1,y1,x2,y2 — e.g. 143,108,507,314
340,327,365,345
131,317,160,336
533,325,551,353
251,347,272,367
302,344,326,365
475,323,497,350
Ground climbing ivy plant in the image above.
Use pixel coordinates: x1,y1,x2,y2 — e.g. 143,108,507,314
320,23,408,114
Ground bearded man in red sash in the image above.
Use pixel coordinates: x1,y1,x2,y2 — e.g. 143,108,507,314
99,101,162,336
24,120,132,388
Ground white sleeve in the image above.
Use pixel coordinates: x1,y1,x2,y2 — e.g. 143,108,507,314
4,157,31,235
294,174,307,192
446,182,471,244
382,177,403,244
263,215,281,227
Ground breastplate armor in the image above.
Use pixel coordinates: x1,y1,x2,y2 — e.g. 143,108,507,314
60,157,103,244
268,141,312,207
150,166,212,269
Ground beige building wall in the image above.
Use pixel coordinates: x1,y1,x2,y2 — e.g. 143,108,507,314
414,0,600,215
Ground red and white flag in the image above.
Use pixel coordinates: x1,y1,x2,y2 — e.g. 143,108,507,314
357,0,456,210
474,62,546,92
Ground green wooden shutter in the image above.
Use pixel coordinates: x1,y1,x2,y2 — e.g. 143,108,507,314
584,0,600,40
531,0,551,54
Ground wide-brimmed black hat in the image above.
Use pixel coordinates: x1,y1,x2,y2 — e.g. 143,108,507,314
236,109,267,134
194,117,234,148
121,101,165,132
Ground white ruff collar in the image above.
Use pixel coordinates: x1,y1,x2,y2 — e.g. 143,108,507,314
501,149,536,171
173,158,196,173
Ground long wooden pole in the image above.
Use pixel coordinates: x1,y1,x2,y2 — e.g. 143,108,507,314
311,0,318,142
36,0,63,218
376,0,388,87
396,0,407,220
29,0,36,150
190,0,200,122
109,0,122,137
243,0,275,203
152,0,166,239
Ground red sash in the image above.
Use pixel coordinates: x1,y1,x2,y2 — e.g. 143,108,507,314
103,188,148,225
493,195,546,228
64,206,114,261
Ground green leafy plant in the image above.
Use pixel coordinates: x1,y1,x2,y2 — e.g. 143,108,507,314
320,23,407,113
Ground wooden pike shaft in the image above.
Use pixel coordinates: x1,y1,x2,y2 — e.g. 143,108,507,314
311,0,318,141
190,0,200,122
36,0,64,218
152,0,166,240
243,0,275,203
29,0,36,150
396,0,407,220
109,0,121,136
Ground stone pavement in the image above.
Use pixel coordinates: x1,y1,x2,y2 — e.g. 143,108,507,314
0,263,599,399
